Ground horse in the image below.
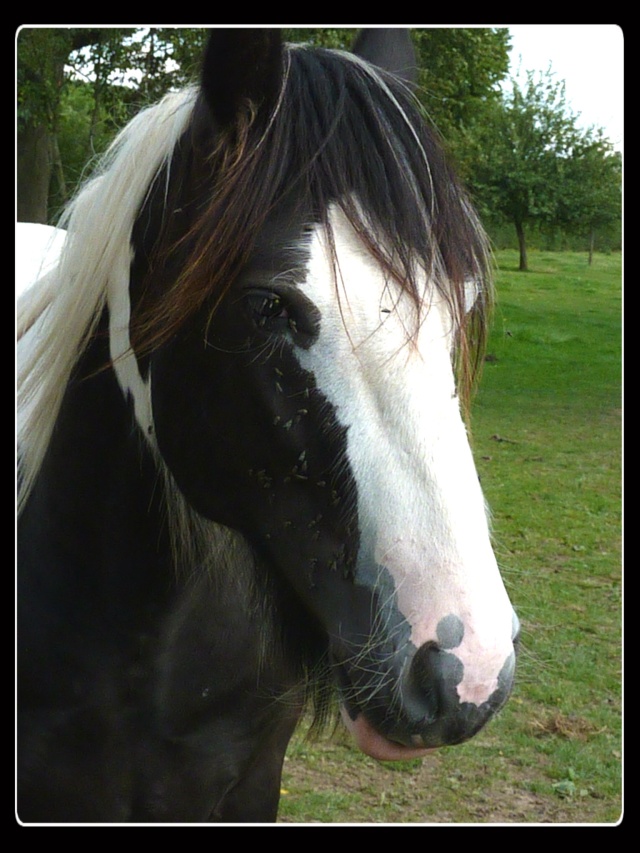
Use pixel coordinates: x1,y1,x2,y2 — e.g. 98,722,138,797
16,223,66,300
17,29,519,823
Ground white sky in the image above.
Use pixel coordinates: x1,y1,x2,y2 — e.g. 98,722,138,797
505,25,623,151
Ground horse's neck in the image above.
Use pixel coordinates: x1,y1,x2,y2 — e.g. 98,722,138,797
19,324,305,711
19,316,176,632
17,321,306,815
18,312,288,669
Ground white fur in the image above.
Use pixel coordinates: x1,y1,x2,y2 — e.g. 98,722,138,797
107,244,154,442
295,207,514,707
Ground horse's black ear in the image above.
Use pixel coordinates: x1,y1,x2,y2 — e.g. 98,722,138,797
201,29,284,127
351,28,417,86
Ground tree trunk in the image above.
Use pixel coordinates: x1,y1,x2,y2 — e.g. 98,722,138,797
515,220,528,271
18,122,51,224
49,132,68,214
588,227,595,266
18,29,102,224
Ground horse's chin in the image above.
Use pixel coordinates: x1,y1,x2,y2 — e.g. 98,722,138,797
340,708,434,762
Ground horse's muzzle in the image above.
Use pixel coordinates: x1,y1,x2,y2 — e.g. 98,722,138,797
336,611,520,756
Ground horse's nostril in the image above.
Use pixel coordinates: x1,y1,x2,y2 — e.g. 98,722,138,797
405,614,467,708
409,641,464,699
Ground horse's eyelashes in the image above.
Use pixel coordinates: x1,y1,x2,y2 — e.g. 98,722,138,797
246,290,290,330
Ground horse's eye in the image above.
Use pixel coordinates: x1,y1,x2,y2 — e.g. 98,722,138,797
246,290,289,329
243,287,319,349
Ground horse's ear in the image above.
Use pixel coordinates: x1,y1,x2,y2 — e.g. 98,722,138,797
201,29,284,127
351,28,417,86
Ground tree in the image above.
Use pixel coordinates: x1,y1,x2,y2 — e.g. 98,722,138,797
283,28,356,50
18,27,211,222
18,27,513,225
468,69,584,271
559,134,621,264
18,28,75,223
17,27,137,223
411,28,511,150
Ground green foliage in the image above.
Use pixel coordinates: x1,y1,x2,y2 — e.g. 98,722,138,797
486,216,621,255
465,70,621,267
411,28,511,148
283,28,356,50
557,135,622,250
48,80,118,218
468,71,581,263
18,26,622,254
17,28,74,127
152,28,210,87
18,27,212,222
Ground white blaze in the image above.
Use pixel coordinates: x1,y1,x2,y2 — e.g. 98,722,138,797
295,207,514,707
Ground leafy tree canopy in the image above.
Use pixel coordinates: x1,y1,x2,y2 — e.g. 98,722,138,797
464,69,620,267
412,28,511,141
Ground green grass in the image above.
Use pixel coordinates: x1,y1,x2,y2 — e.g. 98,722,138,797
471,249,622,818
278,250,622,824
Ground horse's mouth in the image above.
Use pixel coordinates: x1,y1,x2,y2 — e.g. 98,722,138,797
331,634,518,759
340,707,434,761
332,659,434,761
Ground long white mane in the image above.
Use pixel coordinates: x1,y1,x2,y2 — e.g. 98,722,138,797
17,87,197,512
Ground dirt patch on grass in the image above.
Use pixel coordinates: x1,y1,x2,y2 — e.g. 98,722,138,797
529,713,607,741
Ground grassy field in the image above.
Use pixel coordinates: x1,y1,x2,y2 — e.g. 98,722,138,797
277,250,622,825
